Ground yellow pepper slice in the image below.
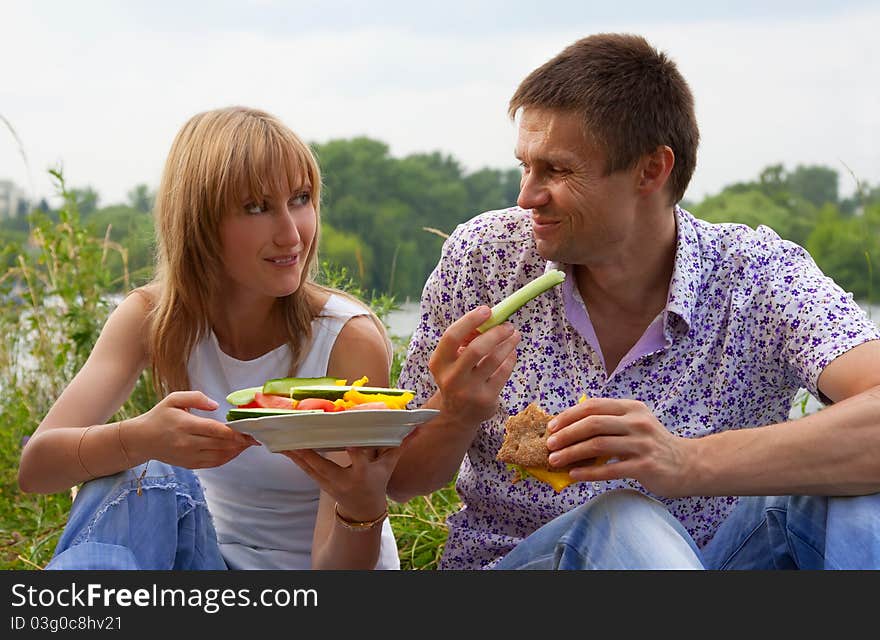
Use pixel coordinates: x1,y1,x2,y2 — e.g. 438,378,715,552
342,388,414,409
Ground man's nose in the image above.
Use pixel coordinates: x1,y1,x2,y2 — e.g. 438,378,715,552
517,172,550,210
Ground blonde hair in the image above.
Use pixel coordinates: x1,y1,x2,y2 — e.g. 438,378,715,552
143,106,387,394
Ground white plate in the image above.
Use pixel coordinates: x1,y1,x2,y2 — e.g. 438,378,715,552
226,409,440,452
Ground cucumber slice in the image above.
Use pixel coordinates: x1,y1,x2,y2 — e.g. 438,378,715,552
226,407,324,421
476,269,565,333
289,385,415,400
262,376,343,396
225,386,264,406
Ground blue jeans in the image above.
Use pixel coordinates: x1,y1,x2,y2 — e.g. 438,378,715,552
493,489,880,570
46,461,226,570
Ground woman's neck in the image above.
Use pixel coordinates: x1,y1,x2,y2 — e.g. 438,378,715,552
210,298,287,360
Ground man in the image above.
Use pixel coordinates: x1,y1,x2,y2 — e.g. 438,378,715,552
389,33,880,569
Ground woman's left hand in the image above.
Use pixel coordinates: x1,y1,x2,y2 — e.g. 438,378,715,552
280,445,403,521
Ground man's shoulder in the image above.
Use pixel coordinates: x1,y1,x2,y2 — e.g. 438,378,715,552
447,206,533,247
683,208,811,272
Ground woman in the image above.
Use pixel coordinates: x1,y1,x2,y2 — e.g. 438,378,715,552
17,106,400,569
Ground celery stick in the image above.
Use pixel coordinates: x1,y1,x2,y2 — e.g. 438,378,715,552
476,269,565,333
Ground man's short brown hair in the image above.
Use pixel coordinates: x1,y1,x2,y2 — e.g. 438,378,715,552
509,33,699,204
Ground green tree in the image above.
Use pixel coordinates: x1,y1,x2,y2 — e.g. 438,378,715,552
806,204,879,300
690,189,795,238
70,186,99,216
127,183,155,214
319,223,373,284
786,165,839,209
464,167,519,217
84,204,155,286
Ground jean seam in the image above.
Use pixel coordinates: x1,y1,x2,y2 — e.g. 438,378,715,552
557,541,588,570
71,482,207,547
715,506,784,570
715,505,826,570
786,524,825,569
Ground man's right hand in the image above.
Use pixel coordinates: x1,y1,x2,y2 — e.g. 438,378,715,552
389,306,520,501
428,306,520,427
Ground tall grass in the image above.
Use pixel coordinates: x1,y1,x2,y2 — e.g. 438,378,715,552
0,171,458,570
0,169,150,568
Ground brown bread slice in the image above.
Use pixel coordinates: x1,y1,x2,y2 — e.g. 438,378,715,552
497,402,574,471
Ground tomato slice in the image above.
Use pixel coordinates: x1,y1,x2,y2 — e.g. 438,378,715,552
251,392,296,409
296,398,341,412
347,401,391,410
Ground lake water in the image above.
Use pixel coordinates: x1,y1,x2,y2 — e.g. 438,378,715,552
386,301,422,338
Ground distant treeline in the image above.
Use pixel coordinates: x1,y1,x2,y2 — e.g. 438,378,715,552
2,139,878,301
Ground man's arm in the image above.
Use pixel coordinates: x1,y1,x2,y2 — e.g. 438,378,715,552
387,307,519,503
550,340,880,497
684,339,880,496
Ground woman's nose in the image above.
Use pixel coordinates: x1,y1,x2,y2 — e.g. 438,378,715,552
274,207,301,246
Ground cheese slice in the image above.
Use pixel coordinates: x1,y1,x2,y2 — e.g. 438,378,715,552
523,467,576,492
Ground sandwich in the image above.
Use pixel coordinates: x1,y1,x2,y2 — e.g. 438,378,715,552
496,402,605,492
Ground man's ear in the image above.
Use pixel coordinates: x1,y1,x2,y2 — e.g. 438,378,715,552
637,145,675,197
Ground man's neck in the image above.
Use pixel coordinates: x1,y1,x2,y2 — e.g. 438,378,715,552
573,209,677,373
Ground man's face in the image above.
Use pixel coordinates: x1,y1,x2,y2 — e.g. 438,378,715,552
515,108,640,266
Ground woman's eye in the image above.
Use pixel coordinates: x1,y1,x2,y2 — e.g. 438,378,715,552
245,202,268,214
290,192,311,207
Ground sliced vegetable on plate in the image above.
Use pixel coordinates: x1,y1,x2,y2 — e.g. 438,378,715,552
225,375,415,421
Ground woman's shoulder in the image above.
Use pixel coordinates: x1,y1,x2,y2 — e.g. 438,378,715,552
311,287,371,319
328,312,391,382
93,286,155,367
127,283,160,310
111,285,161,345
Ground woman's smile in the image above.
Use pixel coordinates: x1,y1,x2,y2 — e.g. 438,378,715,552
265,253,300,267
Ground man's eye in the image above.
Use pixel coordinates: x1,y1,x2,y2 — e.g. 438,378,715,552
245,202,268,214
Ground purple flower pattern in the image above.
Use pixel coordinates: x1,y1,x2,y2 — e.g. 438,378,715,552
398,206,880,569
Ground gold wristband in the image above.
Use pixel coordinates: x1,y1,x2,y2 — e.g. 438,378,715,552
117,419,134,469
334,503,387,532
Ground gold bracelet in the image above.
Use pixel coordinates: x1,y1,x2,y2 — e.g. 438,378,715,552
334,502,388,532
117,419,149,496
76,426,96,480
117,419,133,469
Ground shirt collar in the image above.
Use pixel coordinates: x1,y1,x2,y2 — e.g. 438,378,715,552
665,205,702,331
547,205,703,334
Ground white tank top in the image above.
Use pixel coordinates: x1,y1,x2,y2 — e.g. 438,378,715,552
189,294,400,570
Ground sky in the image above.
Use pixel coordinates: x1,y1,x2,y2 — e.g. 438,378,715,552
1,0,879,208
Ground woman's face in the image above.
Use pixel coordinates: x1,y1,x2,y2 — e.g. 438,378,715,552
218,173,317,304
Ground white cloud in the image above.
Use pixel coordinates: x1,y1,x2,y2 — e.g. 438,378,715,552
1,4,877,207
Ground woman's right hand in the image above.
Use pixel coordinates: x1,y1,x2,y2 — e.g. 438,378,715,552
127,391,258,469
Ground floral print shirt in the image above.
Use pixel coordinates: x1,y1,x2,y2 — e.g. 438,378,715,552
398,206,880,570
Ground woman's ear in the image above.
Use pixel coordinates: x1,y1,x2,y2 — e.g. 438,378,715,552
637,145,675,197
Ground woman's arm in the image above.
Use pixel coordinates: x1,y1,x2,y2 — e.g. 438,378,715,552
18,292,255,494
293,313,397,569
18,293,154,493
